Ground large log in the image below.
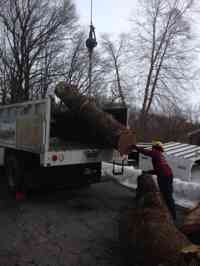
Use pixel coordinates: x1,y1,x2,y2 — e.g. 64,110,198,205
119,174,200,266
55,82,136,154
181,203,200,244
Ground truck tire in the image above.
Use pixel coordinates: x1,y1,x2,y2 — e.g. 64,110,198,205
4,151,24,193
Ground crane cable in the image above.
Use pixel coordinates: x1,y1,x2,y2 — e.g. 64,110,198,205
86,0,97,96
90,0,93,25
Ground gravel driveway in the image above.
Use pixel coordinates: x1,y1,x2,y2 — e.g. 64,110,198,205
0,176,137,266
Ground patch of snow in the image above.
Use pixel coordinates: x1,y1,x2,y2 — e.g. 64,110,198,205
173,178,200,208
102,162,200,209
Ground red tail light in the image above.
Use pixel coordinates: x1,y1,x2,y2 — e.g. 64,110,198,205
52,154,58,162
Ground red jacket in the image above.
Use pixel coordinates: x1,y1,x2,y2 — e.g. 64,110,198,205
134,145,173,177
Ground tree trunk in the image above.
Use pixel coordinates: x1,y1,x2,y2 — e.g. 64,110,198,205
181,203,200,244
55,82,136,154
119,174,200,266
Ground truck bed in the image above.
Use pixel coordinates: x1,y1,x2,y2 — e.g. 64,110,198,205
0,98,126,167
49,138,106,151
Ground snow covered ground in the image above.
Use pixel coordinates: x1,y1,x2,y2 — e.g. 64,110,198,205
102,162,200,209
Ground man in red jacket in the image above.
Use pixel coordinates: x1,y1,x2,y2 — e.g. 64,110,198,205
132,141,176,220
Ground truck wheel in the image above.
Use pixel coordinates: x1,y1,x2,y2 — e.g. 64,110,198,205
5,152,24,193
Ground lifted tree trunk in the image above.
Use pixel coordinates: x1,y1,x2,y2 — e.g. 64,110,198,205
55,82,136,154
119,174,200,266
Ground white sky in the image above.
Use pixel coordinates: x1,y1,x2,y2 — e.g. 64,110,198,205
75,0,136,36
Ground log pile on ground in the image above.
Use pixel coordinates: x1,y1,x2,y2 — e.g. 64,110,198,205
54,82,136,153
119,174,200,266
181,203,200,244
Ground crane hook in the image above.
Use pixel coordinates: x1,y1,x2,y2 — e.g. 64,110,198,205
86,24,97,52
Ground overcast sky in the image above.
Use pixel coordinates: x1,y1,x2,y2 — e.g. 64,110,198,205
75,0,200,106
75,0,136,36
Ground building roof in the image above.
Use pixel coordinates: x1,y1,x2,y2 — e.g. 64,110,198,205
137,142,200,162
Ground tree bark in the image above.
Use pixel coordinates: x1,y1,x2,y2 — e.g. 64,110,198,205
119,174,200,266
55,82,136,153
181,203,200,244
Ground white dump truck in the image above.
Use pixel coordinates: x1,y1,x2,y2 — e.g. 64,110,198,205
0,98,127,191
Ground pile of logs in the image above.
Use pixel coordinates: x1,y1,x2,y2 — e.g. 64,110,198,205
119,174,200,266
54,82,136,154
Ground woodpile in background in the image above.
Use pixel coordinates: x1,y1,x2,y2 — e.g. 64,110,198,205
118,174,200,266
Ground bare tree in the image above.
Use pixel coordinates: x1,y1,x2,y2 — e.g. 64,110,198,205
101,34,129,107
129,0,196,138
62,31,89,91
158,103,190,141
0,0,77,103
58,29,109,100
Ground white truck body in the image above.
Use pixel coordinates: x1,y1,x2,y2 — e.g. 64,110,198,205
0,98,117,167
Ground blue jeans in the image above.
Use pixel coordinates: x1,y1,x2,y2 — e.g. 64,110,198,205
157,175,176,220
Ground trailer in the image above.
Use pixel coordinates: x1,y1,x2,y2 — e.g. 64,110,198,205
0,98,126,192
